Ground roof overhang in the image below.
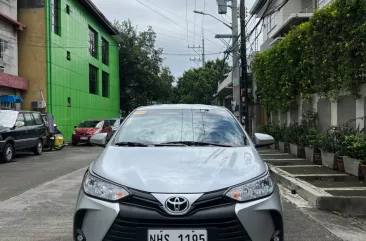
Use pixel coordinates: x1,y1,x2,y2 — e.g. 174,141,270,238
0,73,28,90
0,12,26,31
214,71,233,98
250,0,267,15
79,0,120,39
269,37,284,46
272,13,313,38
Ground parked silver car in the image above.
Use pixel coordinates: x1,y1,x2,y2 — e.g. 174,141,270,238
74,104,282,241
105,117,123,134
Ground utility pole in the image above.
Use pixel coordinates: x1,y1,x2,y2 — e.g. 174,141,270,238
202,33,205,66
240,0,248,132
188,35,205,67
231,0,241,122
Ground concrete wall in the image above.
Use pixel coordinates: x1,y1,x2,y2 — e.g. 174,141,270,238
0,0,17,19
0,0,18,76
265,85,366,135
18,7,47,110
290,107,298,122
337,95,356,129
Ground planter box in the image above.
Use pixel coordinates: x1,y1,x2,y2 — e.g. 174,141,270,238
278,142,285,153
290,144,298,156
361,165,366,181
285,143,290,154
337,156,345,172
305,147,314,162
321,151,336,169
343,156,362,177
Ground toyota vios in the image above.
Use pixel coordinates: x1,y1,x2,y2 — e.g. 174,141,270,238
74,104,282,241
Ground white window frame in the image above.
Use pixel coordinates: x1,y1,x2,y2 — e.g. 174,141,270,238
317,0,333,8
267,12,277,35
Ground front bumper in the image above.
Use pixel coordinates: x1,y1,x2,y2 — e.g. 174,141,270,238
72,134,91,143
74,188,283,241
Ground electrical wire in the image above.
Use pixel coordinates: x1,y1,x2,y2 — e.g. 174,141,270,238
135,0,224,48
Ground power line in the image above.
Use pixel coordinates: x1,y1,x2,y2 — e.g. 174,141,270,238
136,0,225,48
136,0,222,46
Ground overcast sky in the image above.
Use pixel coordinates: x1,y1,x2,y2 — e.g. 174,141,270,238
93,0,257,78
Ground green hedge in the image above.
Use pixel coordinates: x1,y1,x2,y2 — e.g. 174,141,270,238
253,0,366,112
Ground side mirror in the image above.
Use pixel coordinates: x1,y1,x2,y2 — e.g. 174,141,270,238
15,121,25,128
254,133,275,148
74,126,77,129
90,133,108,148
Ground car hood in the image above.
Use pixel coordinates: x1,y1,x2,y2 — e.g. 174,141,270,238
0,126,11,133
91,146,267,193
75,128,100,134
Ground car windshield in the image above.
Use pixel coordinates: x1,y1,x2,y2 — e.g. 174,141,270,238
115,108,246,146
0,110,19,128
78,120,103,128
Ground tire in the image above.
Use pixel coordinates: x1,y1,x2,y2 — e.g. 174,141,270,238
1,142,14,163
33,140,43,156
72,142,78,146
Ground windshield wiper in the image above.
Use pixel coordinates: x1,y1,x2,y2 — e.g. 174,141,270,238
114,142,148,147
159,141,232,147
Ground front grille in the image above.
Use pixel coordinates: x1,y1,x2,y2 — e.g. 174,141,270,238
103,205,251,241
122,189,235,215
78,133,91,136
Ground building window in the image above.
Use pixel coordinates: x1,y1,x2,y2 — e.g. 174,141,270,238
67,51,71,61
317,0,333,8
51,0,60,35
66,4,70,14
0,39,9,59
102,72,109,97
67,97,71,107
88,27,97,58
102,38,109,65
267,12,276,34
89,65,98,95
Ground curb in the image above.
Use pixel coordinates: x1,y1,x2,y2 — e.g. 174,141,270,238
270,165,366,217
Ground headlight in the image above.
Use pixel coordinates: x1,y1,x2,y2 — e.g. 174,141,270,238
83,172,130,201
73,131,76,135
225,172,275,202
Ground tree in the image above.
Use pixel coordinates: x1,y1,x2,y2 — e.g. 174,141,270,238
114,20,175,115
174,59,230,104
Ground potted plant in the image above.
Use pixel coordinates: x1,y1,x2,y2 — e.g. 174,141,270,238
318,129,337,169
343,134,365,178
278,125,287,153
305,128,319,163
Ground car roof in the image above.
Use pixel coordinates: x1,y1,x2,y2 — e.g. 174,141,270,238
136,104,226,111
1,109,40,113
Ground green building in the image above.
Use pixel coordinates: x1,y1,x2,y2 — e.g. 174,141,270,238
19,0,120,140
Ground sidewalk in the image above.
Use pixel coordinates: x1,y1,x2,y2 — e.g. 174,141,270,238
258,148,366,217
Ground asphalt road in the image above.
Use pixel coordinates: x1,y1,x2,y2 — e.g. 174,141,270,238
0,146,364,241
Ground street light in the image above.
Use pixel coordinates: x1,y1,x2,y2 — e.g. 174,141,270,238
193,10,232,30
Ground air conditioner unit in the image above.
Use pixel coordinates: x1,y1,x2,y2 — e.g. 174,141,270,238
31,100,46,109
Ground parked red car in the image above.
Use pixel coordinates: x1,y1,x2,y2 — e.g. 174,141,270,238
72,120,112,146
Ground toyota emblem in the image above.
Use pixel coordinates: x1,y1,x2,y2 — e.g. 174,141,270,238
165,196,189,214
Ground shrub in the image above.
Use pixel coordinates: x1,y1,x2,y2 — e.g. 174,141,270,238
343,134,366,163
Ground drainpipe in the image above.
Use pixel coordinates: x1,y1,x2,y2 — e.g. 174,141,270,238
45,0,53,114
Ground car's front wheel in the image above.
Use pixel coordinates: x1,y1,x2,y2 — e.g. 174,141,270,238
1,143,14,163
33,140,43,156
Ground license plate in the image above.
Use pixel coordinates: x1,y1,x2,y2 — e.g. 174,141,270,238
148,230,207,241
80,137,88,140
